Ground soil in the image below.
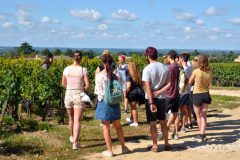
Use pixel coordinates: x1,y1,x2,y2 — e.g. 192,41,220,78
85,106,240,160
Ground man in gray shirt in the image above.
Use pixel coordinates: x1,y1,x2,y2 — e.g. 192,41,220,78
142,47,172,152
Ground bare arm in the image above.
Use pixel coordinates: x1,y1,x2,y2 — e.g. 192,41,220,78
84,74,90,91
126,82,131,94
145,81,157,112
188,71,196,85
154,80,171,97
62,76,67,88
95,67,100,78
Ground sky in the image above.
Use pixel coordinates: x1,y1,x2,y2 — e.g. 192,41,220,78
0,0,240,50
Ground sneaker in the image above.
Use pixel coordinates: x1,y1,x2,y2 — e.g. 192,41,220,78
122,147,131,154
171,134,179,140
102,150,113,157
72,143,80,150
126,118,133,124
194,134,206,142
188,124,193,129
130,122,139,127
180,127,187,133
158,132,163,140
69,136,74,143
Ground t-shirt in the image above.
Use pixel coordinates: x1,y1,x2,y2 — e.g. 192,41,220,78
142,62,170,99
192,68,212,94
166,63,180,98
63,65,88,90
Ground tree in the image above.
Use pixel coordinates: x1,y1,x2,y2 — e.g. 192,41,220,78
52,48,62,56
84,50,95,59
64,48,74,57
16,42,35,55
41,48,51,56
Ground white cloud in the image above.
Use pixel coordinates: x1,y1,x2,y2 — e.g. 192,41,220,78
70,9,102,21
41,16,59,24
166,36,175,40
17,9,33,26
0,15,5,20
175,12,195,21
112,9,139,21
97,24,108,30
229,18,240,25
156,29,161,33
209,35,218,40
71,33,85,39
2,22,14,29
195,19,205,26
184,26,192,33
117,33,130,39
211,27,221,33
225,33,233,38
205,7,227,16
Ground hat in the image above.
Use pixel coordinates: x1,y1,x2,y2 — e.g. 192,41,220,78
145,47,158,57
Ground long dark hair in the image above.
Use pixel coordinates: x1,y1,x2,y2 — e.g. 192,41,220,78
100,54,116,80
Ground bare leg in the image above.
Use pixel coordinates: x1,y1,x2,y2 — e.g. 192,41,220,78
67,108,74,138
160,120,169,146
112,120,126,148
73,107,84,144
193,105,201,130
130,102,138,123
150,121,158,148
200,104,208,135
167,112,178,130
102,121,112,152
123,91,128,111
180,105,187,129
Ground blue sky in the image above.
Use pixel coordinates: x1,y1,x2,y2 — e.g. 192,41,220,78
0,0,240,50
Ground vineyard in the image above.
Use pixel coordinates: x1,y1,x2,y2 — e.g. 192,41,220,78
0,56,239,123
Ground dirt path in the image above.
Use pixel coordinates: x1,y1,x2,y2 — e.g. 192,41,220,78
84,107,240,160
210,89,240,97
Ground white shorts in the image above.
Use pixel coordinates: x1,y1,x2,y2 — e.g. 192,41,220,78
65,90,85,109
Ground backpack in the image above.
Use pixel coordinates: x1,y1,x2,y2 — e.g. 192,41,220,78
104,78,122,105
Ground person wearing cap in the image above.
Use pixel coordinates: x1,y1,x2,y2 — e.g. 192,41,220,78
117,54,129,114
164,50,180,140
142,47,172,152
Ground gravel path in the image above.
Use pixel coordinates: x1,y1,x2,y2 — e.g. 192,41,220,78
84,107,240,160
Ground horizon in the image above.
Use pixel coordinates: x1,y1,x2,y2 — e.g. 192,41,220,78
0,0,240,50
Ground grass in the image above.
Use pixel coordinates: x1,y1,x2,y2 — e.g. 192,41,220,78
0,94,239,160
209,95,240,111
210,86,240,90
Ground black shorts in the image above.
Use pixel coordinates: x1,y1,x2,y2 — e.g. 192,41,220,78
179,93,190,106
193,92,212,106
145,98,166,122
165,97,179,113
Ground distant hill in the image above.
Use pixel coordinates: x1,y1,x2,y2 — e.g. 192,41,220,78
0,46,240,56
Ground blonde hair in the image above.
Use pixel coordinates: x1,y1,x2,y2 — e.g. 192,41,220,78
197,54,210,71
102,50,110,55
128,62,141,85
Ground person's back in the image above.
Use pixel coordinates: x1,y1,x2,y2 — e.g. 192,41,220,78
143,62,169,98
166,63,179,98
63,65,87,90
193,68,212,94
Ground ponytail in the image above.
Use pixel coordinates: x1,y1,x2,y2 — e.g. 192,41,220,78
74,50,82,64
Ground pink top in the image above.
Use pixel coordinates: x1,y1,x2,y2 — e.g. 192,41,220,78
94,72,108,101
63,65,88,90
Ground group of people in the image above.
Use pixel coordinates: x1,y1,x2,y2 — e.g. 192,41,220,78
61,47,212,157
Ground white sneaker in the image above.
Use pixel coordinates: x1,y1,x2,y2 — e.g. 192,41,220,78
102,150,113,157
72,143,80,150
126,118,131,122
130,122,139,127
69,136,74,143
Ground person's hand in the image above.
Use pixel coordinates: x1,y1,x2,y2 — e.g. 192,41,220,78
153,91,160,97
150,104,157,113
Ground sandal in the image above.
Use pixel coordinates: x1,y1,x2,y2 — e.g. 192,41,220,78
151,147,159,152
